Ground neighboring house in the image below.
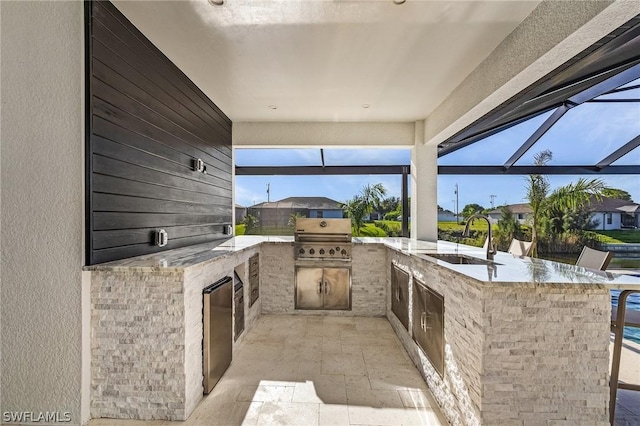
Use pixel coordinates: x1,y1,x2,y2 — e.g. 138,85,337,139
235,204,247,224
247,197,343,228
487,203,532,225
588,197,640,230
437,209,460,222
487,197,640,230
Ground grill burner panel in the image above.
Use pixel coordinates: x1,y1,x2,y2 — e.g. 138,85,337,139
294,218,353,261
296,243,351,260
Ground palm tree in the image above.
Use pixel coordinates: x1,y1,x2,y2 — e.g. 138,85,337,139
343,183,387,236
496,206,520,250
242,214,259,234
287,212,305,229
525,150,552,257
525,150,607,257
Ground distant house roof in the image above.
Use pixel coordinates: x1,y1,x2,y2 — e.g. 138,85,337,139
251,196,343,210
235,203,246,209
487,203,532,215
488,197,639,215
585,196,640,213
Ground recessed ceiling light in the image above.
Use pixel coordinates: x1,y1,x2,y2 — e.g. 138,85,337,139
362,104,371,109
268,105,278,110
393,0,406,4
208,0,224,6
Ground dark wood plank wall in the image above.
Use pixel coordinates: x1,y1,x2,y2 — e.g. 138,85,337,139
86,1,233,265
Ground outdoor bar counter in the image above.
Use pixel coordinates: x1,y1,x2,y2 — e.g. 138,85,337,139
87,237,640,425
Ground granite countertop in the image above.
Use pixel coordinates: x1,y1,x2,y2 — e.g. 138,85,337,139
85,236,640,289
372,238,640,290
84,236,293,272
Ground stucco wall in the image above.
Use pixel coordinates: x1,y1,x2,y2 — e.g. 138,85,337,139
0,1,84,424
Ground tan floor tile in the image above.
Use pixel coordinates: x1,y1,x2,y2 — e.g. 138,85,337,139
318,404,350,426
237,385,295,403
341,341,363,352
256,402,320,426
89,421,168,426
402,407,447,425
347,405,409,425
363,349,412,370
285,345,323,363
297,360,323,379
368,367,428,391
184,401,263,426
344,375,371,391
322,352,367,376
322,337,343,353
397,390,437,409
203,382,244,404
292,375,347,405
224,361,298,386
346,388,404,409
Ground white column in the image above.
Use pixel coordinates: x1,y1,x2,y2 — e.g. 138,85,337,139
411,121,438,241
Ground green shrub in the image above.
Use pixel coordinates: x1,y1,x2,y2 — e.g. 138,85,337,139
374,220,402,237
358,224,387,237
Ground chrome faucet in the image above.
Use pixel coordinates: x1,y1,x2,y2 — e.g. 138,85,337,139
463,214,496,261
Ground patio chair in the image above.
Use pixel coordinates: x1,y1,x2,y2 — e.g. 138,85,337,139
508,239,533,256
575,246,613,271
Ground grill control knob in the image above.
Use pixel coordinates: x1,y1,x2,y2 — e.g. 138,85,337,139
309,248,315,255
319,249,325,255
341,249,347,256
299,248,305,254
335,246,340,251
329,249,335,255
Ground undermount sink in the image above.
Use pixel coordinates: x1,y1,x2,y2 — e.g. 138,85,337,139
424,253,500,266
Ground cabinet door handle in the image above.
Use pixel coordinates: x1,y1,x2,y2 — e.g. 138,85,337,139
396,287,401,302
325,282,330,294
423,312,432,331
252,289,258,295
421,311,426,331
318,281,322,294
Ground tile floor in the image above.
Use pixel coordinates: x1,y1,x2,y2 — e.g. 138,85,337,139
90,315,447,426
88,315,640,426
611,337,640,426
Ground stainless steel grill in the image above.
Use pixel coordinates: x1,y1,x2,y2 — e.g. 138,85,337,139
294,218,352,261
294,218,353,311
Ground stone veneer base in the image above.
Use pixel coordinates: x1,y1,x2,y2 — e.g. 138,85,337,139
90,239,618,424
389,251,611,426
90,248,261,421
260,243,387,316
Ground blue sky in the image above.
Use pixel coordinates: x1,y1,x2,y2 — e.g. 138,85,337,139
234,89,640,209
235,148,639,210
235,149,409,206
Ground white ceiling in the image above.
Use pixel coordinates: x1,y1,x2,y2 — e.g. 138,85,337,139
112,0,541,122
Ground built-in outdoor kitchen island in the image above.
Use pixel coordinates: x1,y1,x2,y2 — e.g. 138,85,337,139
87,236,640,425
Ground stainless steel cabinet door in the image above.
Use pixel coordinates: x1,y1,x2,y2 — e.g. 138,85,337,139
412,279,445,378
295,267,324,309
249,254,259,307
412,280,428,351
424,285,444,377
391,265,409,330
323,267,350,310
